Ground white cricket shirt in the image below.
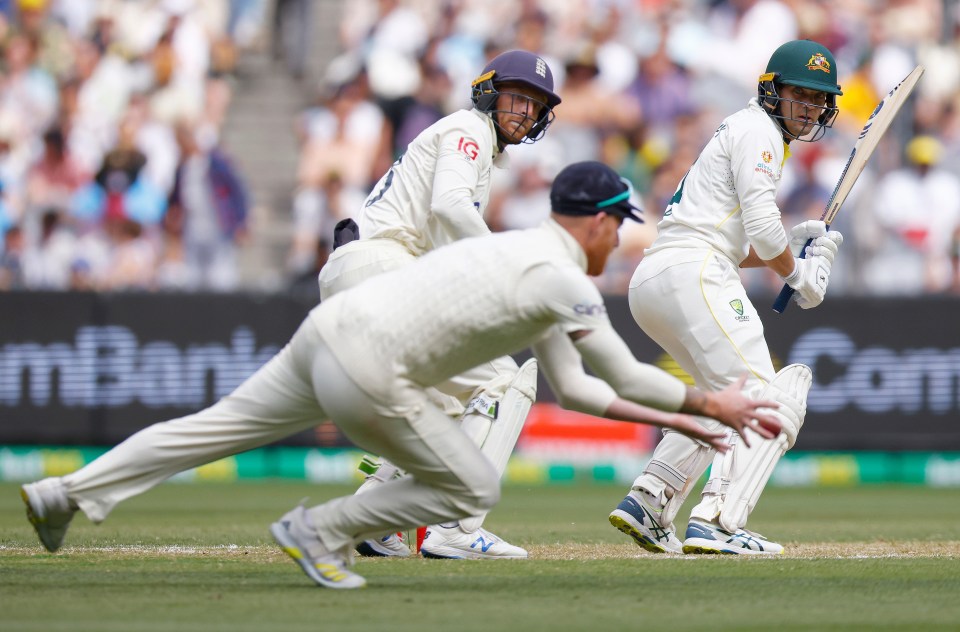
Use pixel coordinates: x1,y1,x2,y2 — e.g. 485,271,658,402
358,108,506,256
647,98,791,264
310,220,626,416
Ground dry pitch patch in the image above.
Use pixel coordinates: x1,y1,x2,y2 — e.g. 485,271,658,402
3,540,958,561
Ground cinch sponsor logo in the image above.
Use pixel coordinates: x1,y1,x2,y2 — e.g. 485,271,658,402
573,303,606,316
789,327,960,414
0,326,277,408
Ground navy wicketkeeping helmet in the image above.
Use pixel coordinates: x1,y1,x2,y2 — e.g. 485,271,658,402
471,50,561,144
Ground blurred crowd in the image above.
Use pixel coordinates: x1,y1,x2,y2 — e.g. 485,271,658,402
2,0,960,297
0,0,253,292
293,0,960,297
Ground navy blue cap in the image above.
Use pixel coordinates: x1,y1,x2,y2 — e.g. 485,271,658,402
550,161,643,222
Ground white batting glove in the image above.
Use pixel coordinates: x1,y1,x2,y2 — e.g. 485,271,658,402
803,230,843,265
788,220,828,257
781,254,831,309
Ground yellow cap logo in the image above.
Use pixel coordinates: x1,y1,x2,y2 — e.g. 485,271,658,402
806,52,831,73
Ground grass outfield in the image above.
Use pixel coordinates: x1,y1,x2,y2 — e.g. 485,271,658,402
2,481,959,632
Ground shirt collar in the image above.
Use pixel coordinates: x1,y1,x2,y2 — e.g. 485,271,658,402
542,217,588,272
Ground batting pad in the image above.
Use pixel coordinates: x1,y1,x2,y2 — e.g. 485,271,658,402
640,428,718,531
718,363,812,532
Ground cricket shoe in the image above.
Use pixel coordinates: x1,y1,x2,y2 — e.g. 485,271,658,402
682,519,784,555
355,532,411,557
270,505,367,589
21,477,76,553
608,489,682,554
420,524,527,559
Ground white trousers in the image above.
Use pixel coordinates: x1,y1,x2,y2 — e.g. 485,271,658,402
63,319,500,552
628,250,776,522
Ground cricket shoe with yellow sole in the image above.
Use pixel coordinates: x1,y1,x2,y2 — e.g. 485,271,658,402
270,505,367,589
682,519,784,555
356,532,411,557
21,477,76,553
420,524,527,559
608,489,682,554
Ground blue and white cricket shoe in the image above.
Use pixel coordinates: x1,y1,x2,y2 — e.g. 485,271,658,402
608,490,683,554
356,532,411,558
682,519,784,555
420,524,527,559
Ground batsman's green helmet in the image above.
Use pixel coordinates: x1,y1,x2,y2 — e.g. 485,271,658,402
759,40,841,142
762,39,842,96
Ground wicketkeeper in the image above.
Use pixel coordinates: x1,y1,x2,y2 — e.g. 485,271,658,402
318,49,561,559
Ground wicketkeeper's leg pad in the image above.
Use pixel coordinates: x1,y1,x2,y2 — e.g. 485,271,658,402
715,363,811,532
457,358,537,534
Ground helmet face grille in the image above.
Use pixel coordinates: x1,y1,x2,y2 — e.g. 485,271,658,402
472,80,557,144
758,77,838,143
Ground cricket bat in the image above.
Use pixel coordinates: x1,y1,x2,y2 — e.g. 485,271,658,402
772,65,926,313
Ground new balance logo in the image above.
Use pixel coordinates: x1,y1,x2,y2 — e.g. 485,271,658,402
472,536,495,553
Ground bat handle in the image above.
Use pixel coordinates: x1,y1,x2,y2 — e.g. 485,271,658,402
771,284,795,313
771,236,816,314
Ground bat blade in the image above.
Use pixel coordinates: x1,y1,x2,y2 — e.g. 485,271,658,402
772,65,926,314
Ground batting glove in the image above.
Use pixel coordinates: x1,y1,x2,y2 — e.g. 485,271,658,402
781,254,831,309
788,220,828,257
803,230,843,265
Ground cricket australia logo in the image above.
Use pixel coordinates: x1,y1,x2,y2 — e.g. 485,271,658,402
806,52,831,73
535,57,547,78
729,299,749,322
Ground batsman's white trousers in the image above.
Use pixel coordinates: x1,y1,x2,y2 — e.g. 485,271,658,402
628,249,776,521
63,319,500,552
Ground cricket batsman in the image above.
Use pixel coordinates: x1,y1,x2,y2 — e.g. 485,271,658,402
318,49,561,559
21,161,784,589
608,40,845,554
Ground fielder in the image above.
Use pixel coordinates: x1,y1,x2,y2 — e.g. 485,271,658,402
318,49,561,559
608,39,845,555
21,161,783,590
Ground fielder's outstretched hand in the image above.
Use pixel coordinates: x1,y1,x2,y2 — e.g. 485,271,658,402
698,375,783,448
